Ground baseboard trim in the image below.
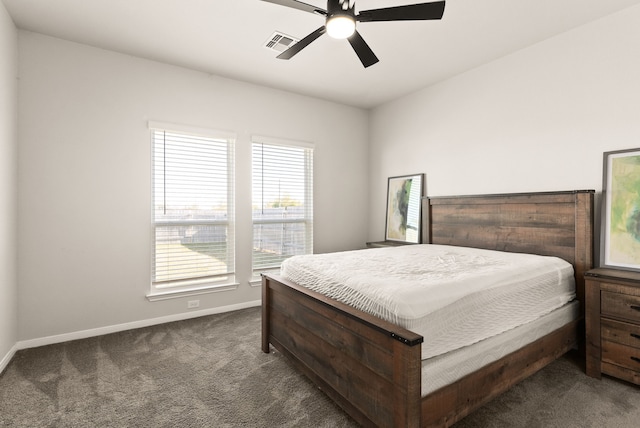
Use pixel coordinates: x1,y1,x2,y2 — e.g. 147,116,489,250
0,343,18,375
16,300,261,351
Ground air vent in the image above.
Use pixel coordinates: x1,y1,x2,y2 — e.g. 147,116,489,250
264,31,299,53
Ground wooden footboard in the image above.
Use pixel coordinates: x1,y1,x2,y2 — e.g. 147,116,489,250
262,274,423,427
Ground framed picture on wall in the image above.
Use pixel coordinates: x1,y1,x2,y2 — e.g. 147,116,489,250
385,173,424,243
602,148,640,270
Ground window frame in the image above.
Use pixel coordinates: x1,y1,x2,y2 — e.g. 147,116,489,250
147,121,237,301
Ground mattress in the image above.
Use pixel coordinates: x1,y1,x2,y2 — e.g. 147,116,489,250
280,244,575,359
421,300,579,396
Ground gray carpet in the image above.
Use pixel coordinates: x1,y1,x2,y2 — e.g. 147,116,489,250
1,307,638,427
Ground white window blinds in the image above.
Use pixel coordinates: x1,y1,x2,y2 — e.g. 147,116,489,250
151,124,235,292
252,139,313,273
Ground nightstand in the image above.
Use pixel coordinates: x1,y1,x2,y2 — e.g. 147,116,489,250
585,267,640,385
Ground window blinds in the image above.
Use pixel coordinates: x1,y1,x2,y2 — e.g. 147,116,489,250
252,140,313,272
151,128,235,288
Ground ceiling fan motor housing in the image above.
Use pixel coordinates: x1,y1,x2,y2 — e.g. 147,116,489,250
327,0,355,18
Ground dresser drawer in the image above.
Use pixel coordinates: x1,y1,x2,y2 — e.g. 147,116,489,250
602,318,640,349
601,290,640,323
602,340,640,372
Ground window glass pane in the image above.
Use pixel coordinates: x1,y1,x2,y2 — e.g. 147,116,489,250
154,225,230,284
252,221,308,270
153,131,228,220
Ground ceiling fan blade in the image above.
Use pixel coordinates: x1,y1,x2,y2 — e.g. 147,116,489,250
357,1,445,22
347,31,379,68
277,26,327,60
261,0,327,16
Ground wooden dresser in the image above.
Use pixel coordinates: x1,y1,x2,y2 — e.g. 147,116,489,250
585,267,640,385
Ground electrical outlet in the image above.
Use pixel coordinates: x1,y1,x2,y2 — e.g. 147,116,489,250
187,300,200,309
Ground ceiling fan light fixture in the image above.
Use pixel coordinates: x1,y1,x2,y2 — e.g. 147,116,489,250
326,15,356,39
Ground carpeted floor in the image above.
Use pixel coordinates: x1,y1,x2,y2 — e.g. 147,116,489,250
1,307,638,427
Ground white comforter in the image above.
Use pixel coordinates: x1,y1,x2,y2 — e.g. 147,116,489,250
280,244,575,359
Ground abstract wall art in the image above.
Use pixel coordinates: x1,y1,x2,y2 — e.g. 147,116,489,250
602,148,640,270
385,173,424,243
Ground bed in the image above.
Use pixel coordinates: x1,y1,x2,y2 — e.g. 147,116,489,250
261,190,594,427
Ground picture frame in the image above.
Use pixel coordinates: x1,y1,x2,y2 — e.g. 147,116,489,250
602,148,640,270
385,173,424,243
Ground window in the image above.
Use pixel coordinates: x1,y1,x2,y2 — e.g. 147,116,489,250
252,138,313,277
149,122,235,298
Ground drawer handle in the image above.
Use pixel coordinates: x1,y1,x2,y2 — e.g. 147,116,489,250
632,333,640,340
631,305,640,311
632,357,640,364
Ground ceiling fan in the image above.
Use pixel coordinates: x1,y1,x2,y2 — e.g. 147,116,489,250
261,0,446,68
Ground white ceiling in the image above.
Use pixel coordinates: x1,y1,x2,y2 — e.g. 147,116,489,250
4,0,640,109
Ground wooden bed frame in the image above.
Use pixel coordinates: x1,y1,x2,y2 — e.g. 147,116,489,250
262,190,594,427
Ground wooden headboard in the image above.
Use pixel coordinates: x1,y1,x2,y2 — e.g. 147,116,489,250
422,190,594,308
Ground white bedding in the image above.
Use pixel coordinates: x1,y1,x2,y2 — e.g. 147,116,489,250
280,244,575,359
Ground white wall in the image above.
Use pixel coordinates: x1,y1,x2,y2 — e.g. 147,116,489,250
368,5,640,241
17,31,369,342
0,0,18,369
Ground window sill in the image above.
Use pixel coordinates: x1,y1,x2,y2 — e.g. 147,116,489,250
146,282,239,302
